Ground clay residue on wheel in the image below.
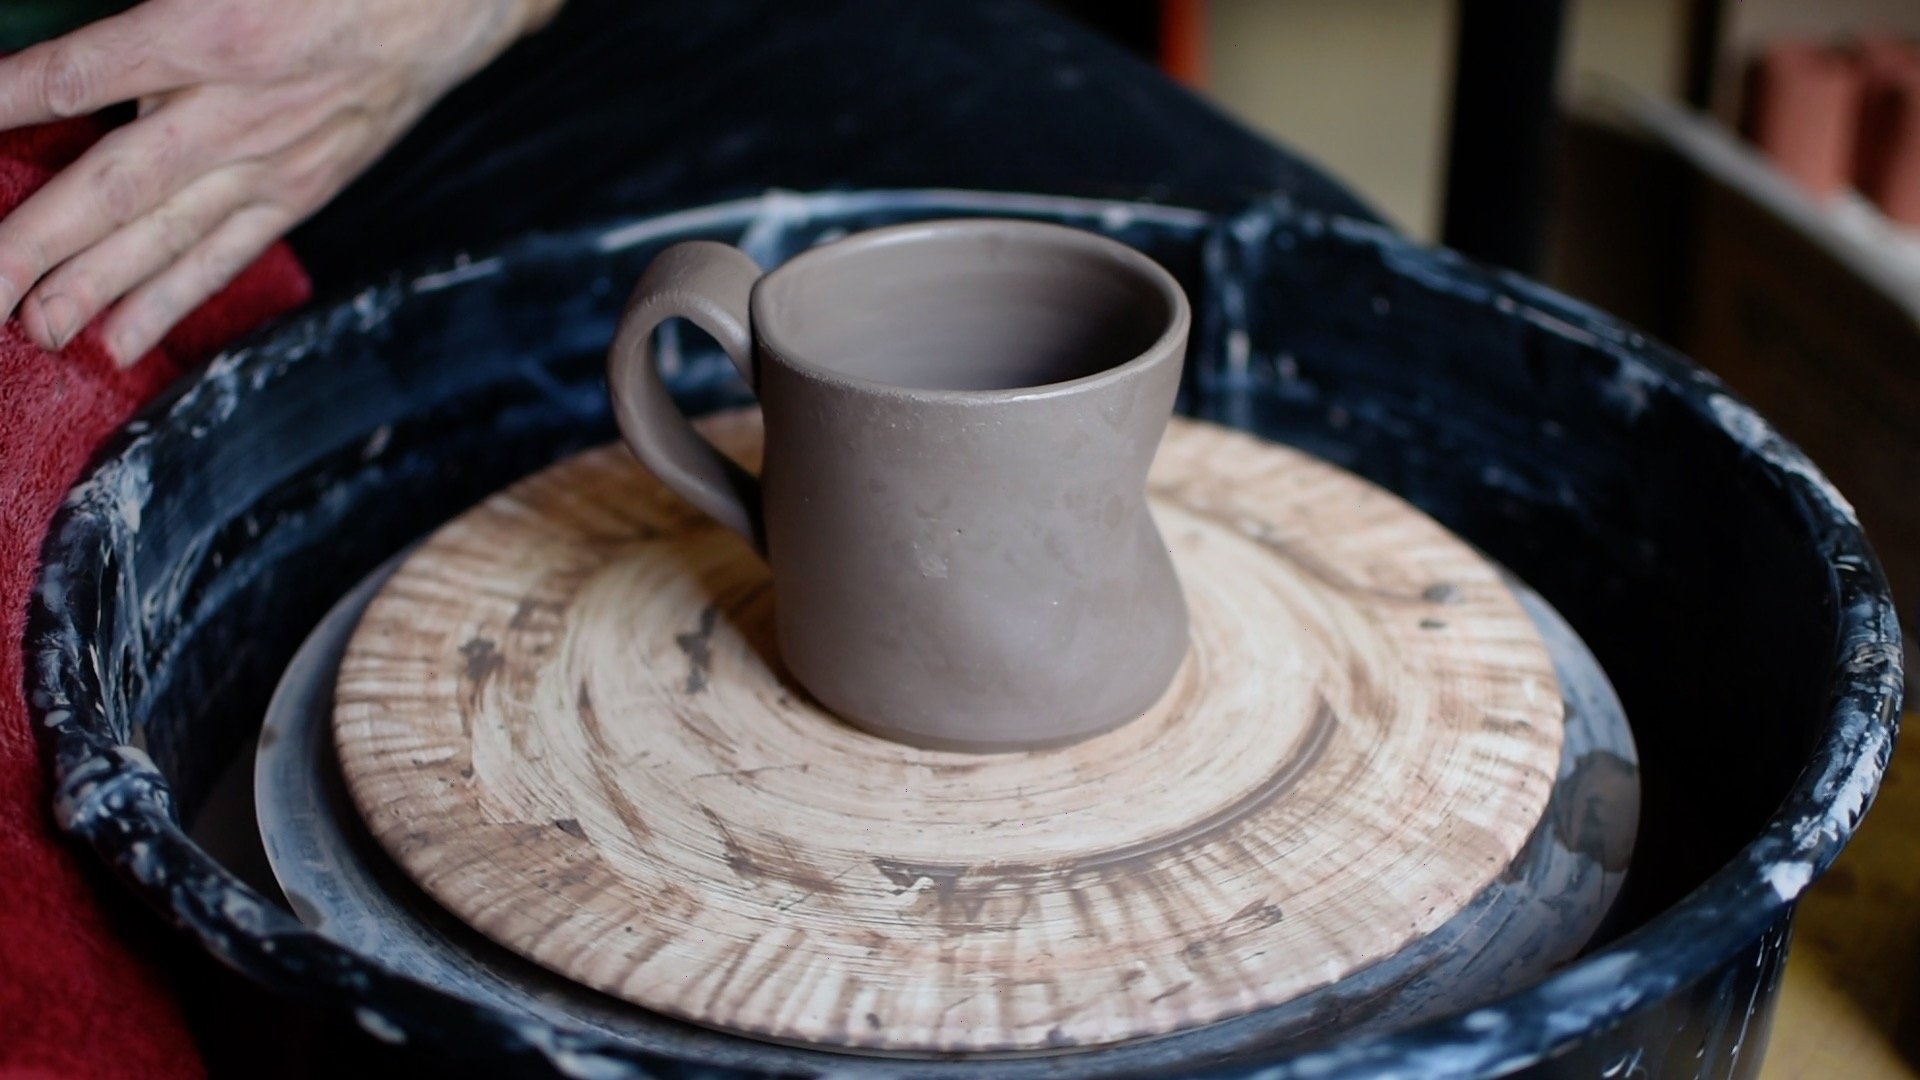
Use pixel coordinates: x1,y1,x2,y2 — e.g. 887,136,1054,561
864,701,1337,928
1550,751,1639,872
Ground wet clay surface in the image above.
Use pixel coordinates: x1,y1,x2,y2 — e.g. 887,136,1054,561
751,221,1176,391
609,222,1193,750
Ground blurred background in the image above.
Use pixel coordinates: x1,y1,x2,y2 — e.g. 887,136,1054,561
1050,0,1920,668
1053,0,1920,233
1046,3,1920,1077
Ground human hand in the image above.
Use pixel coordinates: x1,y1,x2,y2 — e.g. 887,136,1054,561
0,0,563,364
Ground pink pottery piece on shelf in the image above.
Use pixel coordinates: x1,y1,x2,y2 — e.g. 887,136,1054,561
1749,41,1865,198
1854,38,1920,225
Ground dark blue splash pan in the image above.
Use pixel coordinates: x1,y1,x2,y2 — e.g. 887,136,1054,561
27,190,1903,1078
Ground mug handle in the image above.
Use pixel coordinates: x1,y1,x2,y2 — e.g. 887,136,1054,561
607,240,765,551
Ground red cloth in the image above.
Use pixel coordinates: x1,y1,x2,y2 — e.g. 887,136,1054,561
0,115,311,1078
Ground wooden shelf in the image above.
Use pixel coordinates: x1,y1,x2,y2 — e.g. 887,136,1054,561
1573,75,1920,326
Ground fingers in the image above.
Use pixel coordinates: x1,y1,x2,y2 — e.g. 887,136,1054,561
19,165,256,350
0,5,408,363
89,110,375,364
100,202,290,366
0,102,241,331
0,76,340,336
0,4,190,128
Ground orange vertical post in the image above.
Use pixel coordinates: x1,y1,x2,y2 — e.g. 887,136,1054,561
1160,0,1207,88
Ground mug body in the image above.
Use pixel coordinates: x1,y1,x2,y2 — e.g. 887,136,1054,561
749,220,1190,750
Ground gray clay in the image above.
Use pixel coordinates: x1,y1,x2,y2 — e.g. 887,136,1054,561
608,221,1193,751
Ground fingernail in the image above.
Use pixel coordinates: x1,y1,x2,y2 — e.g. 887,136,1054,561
110,337,143,368
0,276,17,322
36,294,79,350
106,326,146,368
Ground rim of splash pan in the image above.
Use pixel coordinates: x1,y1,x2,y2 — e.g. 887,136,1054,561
25,189,1906,1079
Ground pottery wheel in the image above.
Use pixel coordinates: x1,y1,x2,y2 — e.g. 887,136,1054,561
334,411,1565,1054
260,555,1633,1074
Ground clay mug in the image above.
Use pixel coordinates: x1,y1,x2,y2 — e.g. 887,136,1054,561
607,219,1190,751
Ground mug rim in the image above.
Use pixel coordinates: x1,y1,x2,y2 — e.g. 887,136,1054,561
747,218,1191,403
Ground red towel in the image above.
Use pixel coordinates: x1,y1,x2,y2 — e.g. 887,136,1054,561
0,114,310,1078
